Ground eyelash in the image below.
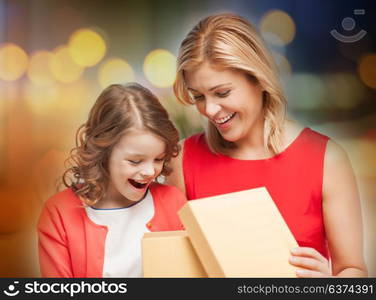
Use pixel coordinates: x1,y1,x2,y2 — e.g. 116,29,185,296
192,90,231,101
128,158,165,165
216,90,230,98
193,95,204,101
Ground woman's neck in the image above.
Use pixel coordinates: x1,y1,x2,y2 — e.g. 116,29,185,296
230,118,271,160
228,119,304,160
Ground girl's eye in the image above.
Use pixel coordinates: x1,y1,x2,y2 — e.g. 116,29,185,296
128,160,141,164
216,90,230,98
155,158,165,163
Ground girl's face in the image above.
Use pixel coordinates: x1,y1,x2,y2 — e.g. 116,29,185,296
185,62,265,145
105,128,166,206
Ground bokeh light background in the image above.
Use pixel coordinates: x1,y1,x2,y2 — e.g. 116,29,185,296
0,0,375,276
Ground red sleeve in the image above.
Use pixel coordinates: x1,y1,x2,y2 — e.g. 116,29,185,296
37,200,73,277
151,183,188,231
171,185,187,211
169,185,187,230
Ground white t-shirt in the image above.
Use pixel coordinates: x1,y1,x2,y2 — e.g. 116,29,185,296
85,189,154,277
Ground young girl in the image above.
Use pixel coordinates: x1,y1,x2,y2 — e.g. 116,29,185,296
38,83,186,277
168,13,367,277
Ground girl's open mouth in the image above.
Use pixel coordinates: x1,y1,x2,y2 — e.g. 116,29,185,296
128,179,148,189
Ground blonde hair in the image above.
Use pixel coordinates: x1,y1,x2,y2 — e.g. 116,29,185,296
173,13,286,154
63,83,180,205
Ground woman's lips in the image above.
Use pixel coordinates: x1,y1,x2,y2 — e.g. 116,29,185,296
214,112,236,124
213,112,237,130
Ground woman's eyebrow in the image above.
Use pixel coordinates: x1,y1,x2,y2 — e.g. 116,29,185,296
209,83,231,91
187,83,231,92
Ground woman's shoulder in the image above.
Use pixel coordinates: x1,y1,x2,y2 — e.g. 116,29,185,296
182,131,213,157
183,132,205,146
324,139,349,166
285,120,350,166
284,120,329,147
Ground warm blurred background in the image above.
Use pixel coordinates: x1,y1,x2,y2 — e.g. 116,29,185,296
0,0,375,277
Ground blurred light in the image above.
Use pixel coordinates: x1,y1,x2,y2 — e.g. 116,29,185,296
98,58,134,88
272,52,292,77
363,129,376,140
68,28,106,67
50,46,84,83
24,82,59,115
143,49,176,88
354,136,376,178
325,73,364,109
0,85,3,170
0,188,29,233
285,73,326,109
0,43,28,81
32,149,67,202
358,53,376,89
183,102,203,128
260,10,296,46
52,6,84,38
27,51,55,86
338,36,372,62
56,80,90,112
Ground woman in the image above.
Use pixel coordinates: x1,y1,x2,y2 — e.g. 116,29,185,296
167,13,367,277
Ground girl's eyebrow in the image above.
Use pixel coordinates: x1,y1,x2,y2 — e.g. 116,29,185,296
187,83,231,92
124,152,166,158
124,152,143,156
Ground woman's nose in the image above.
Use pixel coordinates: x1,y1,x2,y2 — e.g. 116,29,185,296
205,100,221,118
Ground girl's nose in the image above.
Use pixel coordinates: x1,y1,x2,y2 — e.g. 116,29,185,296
140,164,155,177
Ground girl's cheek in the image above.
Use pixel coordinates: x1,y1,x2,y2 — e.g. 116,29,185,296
156,166,164,177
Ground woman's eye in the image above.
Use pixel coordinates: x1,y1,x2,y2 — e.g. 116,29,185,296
192,94,204,101
155,158,165,163
216,90,230,98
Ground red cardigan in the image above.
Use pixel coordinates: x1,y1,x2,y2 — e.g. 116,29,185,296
37,183,186,277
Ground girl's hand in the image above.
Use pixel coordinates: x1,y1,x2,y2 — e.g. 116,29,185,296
289,247,332,277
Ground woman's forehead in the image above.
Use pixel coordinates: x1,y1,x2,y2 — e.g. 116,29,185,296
185,64,242,91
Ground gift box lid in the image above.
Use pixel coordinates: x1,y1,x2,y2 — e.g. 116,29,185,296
178,187,298,277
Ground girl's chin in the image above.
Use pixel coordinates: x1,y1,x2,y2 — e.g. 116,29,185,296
119,192,146,205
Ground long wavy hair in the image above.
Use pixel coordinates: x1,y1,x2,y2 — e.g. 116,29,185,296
62,83,180,205
173,13,286,155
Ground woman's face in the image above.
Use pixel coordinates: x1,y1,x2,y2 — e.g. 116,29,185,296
184,62,265,144
106,128,166,206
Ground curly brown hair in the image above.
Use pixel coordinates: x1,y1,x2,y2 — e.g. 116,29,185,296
62,83,180,205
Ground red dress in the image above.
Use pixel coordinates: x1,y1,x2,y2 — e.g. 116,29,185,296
183,128,330,258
